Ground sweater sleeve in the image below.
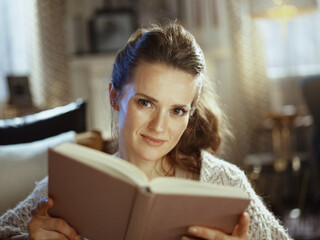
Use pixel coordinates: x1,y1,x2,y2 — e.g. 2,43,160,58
200,152,292,240
0,177,48,239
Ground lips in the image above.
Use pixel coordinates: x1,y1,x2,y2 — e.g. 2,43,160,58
140,134,166,147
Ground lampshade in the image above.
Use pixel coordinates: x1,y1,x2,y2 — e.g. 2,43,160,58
250,0,318,21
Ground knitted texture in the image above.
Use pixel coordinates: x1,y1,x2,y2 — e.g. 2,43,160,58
0,177,48,238
0,152,292,239
200,151,292,239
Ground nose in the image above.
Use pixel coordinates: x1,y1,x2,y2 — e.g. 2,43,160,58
148,110,167,133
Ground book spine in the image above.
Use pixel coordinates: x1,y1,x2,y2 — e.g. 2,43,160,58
125,187,154,240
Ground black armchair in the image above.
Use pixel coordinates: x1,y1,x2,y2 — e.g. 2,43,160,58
301,75,320,136
0,99,87,145
301,75,320,164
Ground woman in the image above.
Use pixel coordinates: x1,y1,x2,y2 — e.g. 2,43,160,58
0,22,291,240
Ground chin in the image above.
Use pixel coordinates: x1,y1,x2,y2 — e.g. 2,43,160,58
135,147,167,162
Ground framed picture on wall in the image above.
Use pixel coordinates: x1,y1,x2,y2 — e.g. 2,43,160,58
89,9,138,53
7,76,33,107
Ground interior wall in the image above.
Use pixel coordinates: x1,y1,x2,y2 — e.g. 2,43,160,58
65,0,313,151
269,76,309,114
65,0,178,55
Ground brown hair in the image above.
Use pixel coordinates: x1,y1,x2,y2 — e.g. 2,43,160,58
111,21,223,175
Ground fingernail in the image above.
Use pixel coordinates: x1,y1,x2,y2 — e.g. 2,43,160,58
188,226,198,234
181,237,191,240
75,235,81,240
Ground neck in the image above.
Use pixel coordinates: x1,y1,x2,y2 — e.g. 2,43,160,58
130,157,163,180
118,146,174,180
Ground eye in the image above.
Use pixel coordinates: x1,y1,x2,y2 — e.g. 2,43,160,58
172,108,187,116
138,98,152,108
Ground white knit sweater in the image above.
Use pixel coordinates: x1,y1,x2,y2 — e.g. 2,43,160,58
0,151,292,239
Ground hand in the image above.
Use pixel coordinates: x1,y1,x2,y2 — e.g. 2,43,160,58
181,212,250,240
28,197,79,240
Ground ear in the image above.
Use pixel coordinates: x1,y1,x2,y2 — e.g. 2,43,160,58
109,81,119,111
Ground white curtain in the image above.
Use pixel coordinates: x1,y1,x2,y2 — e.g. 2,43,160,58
224,0,271,163
256,4,320,81
28,0,71,109
0,0,71,111
0,0,29,102
181,0,271,164
180,0,320,165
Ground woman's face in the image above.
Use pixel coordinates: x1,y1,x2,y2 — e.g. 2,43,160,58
115,61,197,163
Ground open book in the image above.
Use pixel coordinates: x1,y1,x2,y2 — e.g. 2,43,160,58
48,142,250,240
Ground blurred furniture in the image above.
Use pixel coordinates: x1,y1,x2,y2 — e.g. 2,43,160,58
244,110,313,214
266,111,298,172
7,76,33,108
245,87,320,239
0,99,109,215
0,99,86,145
0,131,76,215
1,103,41,119
2,75,38,118
301,75,320,162
70,54,115,139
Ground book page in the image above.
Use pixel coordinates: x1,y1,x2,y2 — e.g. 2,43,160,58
49,147,139,240
149,177,249,199
54,142,149,187
139,191,250,238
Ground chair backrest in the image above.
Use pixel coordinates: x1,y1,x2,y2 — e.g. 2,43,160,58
301,75,320,139
0,99,86,145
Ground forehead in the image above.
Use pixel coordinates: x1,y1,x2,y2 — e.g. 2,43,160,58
127,62,197,104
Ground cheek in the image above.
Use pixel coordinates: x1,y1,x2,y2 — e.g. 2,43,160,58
119,102,147,133
118,110,128,131
170,118,189,140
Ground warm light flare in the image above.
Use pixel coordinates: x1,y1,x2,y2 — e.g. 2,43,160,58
250,0,318,22
266,4,298,21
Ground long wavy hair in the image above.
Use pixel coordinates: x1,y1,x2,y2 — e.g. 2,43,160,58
111,21,226,175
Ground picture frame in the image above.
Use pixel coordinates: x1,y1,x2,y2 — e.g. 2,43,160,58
89,9,138,53
7,76,33,107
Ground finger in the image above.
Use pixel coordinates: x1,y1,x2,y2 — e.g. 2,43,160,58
29,198,79,240
41,217,79,240
181,236,201,240
181,237,191,240
232,212,250,237
29,216,79,240
29,227,69,240
31,197,54,217
8,233,29,240
187,226,227,240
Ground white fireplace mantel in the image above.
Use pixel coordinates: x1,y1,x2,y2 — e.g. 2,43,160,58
70,53,116,139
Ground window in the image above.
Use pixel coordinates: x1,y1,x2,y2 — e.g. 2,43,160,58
257,10,320,79
0,0,29,102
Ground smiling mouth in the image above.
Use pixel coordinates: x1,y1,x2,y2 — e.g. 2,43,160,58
140,134,166,147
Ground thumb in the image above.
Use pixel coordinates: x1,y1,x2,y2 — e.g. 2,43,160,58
232,212,250,237
31,197,54,217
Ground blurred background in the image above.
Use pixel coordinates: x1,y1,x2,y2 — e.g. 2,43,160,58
0,0,320,239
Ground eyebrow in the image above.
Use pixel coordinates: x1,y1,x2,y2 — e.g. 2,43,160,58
136,93,158,102
135,93,191,109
